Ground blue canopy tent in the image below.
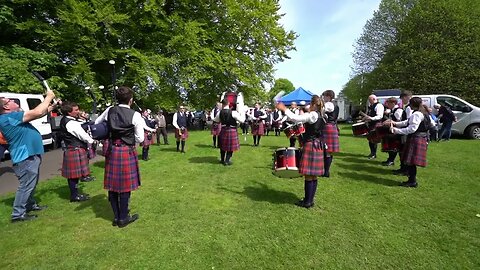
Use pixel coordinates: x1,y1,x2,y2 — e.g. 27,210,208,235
279,87,314,106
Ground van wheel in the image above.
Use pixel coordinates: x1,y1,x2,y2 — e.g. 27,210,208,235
466,125,480,139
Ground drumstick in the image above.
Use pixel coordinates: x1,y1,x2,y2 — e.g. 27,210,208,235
359,111,368,117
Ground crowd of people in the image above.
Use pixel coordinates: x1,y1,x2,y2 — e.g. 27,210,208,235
1,86,457,225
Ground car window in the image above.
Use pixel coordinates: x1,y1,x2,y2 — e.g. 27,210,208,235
27,98,41,110
437,96,472,112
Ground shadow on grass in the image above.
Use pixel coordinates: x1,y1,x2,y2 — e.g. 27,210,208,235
337,171,400,187
335,161,400,186
93,160,105,169
194,144,216,149
189,156,220,164
221,182,299,205
73,194,112,222
335,151,369,158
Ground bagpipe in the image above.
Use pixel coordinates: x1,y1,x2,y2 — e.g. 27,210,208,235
82,86,110,140
219,85,246,113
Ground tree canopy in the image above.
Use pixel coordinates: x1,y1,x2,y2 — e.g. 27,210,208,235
0,0,296,111
345,0,480,105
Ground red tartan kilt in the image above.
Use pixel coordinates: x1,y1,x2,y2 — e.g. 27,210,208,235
299,140,324,176
211,122,222,136
142,131,153,146
401,135,428,167
252,122,265,135
62,147,90,178
381,135,401,152
272,121,281,129
367,122,383,143
175,128,189,140
323,123,340,153
104,145,140,192
219,128,240,152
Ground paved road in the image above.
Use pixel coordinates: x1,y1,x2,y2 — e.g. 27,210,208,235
0,149,103,196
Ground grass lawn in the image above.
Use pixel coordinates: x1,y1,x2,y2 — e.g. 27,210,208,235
1,124,479,269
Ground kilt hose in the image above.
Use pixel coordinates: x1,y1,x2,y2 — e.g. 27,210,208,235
299,139,324,176
252,122,265,136
104,145,140,193
62,147,90,179
323,123,340,153
142,131,153,147
402,135,428,167
366,121,383,143
219,127,240,152
211,122,222,136
175,128,189,140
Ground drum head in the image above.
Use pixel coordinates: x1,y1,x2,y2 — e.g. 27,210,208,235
272,167,302,178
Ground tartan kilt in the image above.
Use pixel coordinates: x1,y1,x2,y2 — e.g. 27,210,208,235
104,145,140,192
101,139,110,157
299,140,324,176
367,121,383,143
211,122,222,136
175,128,189,140
323,123,340,153
381,135,402,152
401,135,428,167
272,121,282,129
62,147,90,179
142,131,153,147
252,122,265,135
219,127,240,152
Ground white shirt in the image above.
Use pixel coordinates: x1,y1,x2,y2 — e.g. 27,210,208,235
213,106,246,124
284,109,319,124
369,103,385,121
95,104,145,143
64,116,94,144
390,105,404,121
393,111,432,135
324,102,335,113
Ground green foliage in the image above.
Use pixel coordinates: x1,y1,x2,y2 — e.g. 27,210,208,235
267,78,295,103
0,0,296,111
0,127,479,269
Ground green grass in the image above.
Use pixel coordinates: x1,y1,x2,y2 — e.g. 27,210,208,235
1,124,479,269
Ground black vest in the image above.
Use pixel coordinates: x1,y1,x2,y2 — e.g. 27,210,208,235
273,110,279,120
220,109,237,127
367,102,381,124
60,116,87,149
176,112,187,128
401,104,410,121
326,105,339,123
302,112,325,142
108,106,136,145
412,111,431,133
391,107,402,122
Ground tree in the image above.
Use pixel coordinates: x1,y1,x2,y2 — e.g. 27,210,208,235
267,78,295,102
0,0,297,112
371,0,480,104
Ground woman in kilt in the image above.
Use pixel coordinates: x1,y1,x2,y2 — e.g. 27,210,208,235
277,95,326,208
94,86,145,227
321,90,340,177
60,102,95,202
386,97,433,188
213,98,245,165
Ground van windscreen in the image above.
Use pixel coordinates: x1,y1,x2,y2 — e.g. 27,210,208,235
27,98,41,110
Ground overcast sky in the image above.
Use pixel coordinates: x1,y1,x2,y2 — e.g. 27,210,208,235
274,0,381,95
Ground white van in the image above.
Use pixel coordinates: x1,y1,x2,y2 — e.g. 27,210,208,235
376,93,480,139
0,93,54,146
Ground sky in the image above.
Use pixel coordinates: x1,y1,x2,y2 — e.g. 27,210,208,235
274,0,381,96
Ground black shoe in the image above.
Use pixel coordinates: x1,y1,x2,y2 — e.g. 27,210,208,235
224,161,232,166
117,214,139,228
322,172,330,178
367,154,376,160
12,214,37,223
70,194,90,202
295,200,314,209
382,161,394,166
399,181,418,188
80,175,95,182
112,219,118,226
27,204,47,212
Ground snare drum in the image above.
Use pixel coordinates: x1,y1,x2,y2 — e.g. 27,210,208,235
272,147,302,178
352,122,368,136
375,125,391,140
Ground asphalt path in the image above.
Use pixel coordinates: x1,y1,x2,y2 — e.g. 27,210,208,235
0,148,103,196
